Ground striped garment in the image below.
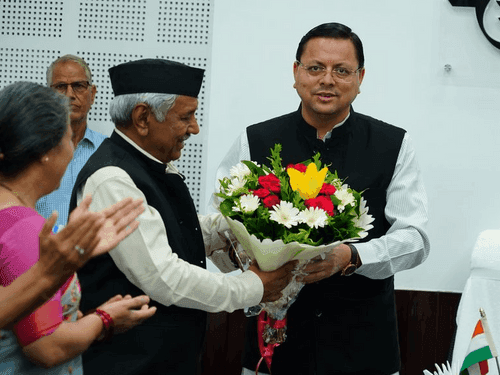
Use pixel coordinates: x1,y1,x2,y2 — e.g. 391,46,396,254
460,319,496,375
36,127,106,228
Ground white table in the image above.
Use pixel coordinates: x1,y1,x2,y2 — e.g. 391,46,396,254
451,230,500,374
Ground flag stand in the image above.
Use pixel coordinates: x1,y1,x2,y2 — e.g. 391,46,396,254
479,308,500,375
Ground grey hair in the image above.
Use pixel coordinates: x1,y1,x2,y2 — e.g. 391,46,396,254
109,93,178,125
46,54,93,85
0,82,70,177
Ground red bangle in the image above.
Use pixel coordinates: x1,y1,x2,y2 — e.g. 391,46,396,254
95,309,115,342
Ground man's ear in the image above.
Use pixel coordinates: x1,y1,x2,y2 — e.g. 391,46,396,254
90,85,97,106
131,103,150,137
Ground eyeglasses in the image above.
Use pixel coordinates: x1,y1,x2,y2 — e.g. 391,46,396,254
296,61,362,83
50,81,90,94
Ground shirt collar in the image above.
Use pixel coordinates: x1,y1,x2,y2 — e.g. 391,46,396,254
317,112,351,142
114,128,179,174
80,127,98,147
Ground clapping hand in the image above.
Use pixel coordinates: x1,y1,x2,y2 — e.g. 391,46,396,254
90,196,144,256
38,195,144,279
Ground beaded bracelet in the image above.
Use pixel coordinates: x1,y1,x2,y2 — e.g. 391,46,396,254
94,309,115,342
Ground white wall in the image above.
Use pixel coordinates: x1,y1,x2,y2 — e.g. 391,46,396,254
204,0,500,292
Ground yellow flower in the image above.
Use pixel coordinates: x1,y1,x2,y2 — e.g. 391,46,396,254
287,163,328,200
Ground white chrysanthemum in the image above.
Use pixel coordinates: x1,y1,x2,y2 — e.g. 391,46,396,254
269,201,300,229
230,162,251,180
227,177,246,195
423,361,458,375
353,197,374,236
298,207,328,229
334,185,356,212
237,194,260,213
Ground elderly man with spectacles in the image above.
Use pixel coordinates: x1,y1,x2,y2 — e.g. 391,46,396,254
36,55,107,229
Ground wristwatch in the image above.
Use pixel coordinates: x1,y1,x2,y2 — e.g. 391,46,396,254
341,244,359,276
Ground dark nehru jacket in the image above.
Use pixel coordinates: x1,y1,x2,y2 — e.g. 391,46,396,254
243,107,406,375
69,132,207,375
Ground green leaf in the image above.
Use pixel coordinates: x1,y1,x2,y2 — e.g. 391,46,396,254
268,144,284,173
293,248,305,257
241,160,266,177
312,152,322,170
219,199,236,216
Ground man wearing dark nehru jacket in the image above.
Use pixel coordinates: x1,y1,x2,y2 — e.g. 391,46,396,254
217,23,430,375
69,59,295,375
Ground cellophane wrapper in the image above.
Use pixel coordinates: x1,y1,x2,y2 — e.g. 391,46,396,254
224,198,373,320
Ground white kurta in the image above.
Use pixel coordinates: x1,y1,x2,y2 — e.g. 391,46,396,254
76,130,263,313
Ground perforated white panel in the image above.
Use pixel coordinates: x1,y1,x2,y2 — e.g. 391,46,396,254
0,0,213,212
174,143,204,204
78,1,147,42
1,1,64,38
0,47,60,87
157,1,211,44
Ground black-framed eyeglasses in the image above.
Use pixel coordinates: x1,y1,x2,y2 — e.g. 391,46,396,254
50,81,91,94
296,61,362,82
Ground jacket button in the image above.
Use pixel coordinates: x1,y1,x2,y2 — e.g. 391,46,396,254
68,366,73,374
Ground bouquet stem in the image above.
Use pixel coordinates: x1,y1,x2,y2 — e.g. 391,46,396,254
256,311,287,374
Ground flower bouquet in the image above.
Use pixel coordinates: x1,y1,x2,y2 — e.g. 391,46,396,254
215,144,373,372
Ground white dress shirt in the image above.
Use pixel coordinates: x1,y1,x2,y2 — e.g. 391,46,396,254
215,114,430,280
76,129,263,313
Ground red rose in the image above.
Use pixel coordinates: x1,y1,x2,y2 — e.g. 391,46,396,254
263,195,280,209
319,183,336,196
258,174,281,194
286,163,307,173
305,196,335,216
252,188,270,198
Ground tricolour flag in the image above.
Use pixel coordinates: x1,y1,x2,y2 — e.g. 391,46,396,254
460,318,498,375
